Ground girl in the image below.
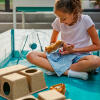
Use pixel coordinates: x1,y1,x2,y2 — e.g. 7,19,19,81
27,0,100,80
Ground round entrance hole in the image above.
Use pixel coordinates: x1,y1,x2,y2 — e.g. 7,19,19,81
25,69,37,73
3,82,10,95
23,98,36,100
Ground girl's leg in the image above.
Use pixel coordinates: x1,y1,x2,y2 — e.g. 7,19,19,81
26,51,54,72
64,55,100,75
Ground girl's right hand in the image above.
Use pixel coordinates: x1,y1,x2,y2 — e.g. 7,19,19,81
63,43,74,51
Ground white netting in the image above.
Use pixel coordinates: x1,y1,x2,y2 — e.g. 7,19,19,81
14,29,55,52
0,30,11,66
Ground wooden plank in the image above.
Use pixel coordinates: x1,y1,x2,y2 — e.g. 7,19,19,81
0,64,28,77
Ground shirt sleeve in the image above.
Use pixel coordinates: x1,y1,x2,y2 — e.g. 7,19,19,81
52,18,60,32
83,15,95,30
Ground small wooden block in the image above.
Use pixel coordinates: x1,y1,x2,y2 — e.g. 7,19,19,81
0,64,28,77
19,68,47,93
1,73,29,100
0,65,28,94
38,90,66,100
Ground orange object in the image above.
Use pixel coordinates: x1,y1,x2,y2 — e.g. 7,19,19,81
45,40,63,53
50,83,66,95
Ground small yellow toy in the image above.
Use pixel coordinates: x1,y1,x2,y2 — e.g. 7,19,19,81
50,83,66,95
45,40,63,53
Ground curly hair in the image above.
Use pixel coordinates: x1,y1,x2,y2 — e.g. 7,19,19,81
55,0,82,23
55,0,82,13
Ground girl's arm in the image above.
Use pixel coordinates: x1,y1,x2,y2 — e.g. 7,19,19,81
50,30,59,44
73,25,100,53
61,25,100,54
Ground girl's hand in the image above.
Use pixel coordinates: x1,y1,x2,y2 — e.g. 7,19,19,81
59,49,74,55
59,43,74,55
63,43,74,51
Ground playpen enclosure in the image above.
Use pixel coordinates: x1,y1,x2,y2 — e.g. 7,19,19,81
0,29,100,68
0,29,53,68
0,29,100,100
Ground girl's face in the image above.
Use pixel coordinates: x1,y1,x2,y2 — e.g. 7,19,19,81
54,10,74,25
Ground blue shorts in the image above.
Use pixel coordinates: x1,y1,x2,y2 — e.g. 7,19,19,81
46,50,91,76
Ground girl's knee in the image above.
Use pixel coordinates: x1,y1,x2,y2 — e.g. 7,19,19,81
26,51,37,60
88,55,100,67
93,56,100,66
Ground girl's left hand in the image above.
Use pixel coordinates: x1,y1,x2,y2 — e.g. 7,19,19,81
59,49,74,55
59,43,74,55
